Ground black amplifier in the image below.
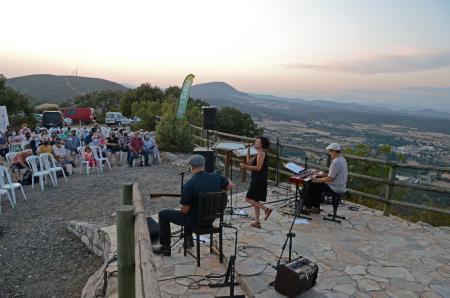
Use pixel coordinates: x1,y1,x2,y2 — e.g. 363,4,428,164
274,257,319,297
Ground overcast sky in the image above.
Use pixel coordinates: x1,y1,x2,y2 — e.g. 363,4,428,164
1,0,449,105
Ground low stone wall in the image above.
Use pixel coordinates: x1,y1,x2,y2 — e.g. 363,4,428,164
68,221,111,260
67,221,117,298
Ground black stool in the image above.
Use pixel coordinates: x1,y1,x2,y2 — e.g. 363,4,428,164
322,191,347,223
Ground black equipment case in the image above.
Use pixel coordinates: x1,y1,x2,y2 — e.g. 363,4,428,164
274,257,319,297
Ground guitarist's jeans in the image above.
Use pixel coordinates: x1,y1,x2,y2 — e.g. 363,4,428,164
302,180,333,209
158,210,192,247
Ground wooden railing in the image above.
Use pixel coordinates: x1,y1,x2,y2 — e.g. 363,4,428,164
117,183,161,298
189,124,450,221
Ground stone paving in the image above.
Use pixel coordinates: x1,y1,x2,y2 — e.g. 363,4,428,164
150,215,246,298
215,186,450,297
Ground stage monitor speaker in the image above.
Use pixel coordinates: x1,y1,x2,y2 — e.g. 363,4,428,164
193,148,215,173
274,258,319,297
202,106,217,130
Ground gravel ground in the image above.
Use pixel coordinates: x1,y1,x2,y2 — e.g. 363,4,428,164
0,154,251,298
0,160,187,298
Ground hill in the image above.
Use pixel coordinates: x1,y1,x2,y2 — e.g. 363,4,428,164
5,74,129,104
191,82,450,134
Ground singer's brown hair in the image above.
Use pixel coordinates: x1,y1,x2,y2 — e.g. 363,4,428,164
256,136,270,149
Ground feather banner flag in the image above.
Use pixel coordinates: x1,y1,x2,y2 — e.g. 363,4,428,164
176,74,195,119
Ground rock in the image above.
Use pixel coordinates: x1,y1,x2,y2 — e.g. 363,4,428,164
345,265,367,275
357,279,382,292
368,266,415,281
334,284,357,295
386,289,417,298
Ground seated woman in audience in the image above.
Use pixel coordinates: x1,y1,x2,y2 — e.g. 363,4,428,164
106,131,121,166
52,139,75,168
21,131,32,150
0,130,9,157
10,149,33,182
83,146,97,168
37,137,53,155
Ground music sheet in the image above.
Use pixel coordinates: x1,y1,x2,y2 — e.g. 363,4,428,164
284,162,305,174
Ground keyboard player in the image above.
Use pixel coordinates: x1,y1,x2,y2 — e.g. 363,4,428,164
302,143,348,214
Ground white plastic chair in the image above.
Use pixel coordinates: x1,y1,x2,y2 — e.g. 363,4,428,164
5,152,17,164
0,165,26,207
26,155,56,191
91,145,111,173
39,153,67,186
0,188,13,214
77,146,98,175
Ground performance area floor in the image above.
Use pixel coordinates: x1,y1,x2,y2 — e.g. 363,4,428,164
213,186,450,297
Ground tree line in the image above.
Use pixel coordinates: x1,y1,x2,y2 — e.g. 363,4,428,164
62,83,263,137
0,74,36,129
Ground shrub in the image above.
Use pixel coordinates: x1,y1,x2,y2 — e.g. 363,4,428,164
156,115,194,153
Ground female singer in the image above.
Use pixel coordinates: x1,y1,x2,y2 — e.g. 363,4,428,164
240,136,272,228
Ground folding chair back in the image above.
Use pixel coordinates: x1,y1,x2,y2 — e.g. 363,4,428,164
5,152,17,164
196,191,228,228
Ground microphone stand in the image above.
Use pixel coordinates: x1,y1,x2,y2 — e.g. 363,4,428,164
210,224,245,298
274,195,302,271
224,147,247,220
171,171,188,249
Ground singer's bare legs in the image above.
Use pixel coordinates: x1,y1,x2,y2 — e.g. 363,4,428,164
245,198,272,227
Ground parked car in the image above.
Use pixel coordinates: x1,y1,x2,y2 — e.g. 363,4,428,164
42,111,64,128
61,108,96,124
33,113,43,122
105,112,124,126
120,117,134,126
64,117,73,126
105,112,134,126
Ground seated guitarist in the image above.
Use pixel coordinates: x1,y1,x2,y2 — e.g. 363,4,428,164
153,154,234,256
302,143,348,214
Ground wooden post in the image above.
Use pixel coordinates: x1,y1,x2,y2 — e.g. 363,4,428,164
240,156,246,182
275,137,280,185
224,151,231,178
384,165,396,216
117,205,136,298
122,183,133,205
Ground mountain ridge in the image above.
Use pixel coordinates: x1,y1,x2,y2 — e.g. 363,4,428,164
5,74,129,103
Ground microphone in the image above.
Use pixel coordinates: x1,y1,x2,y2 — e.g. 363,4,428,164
178,170,190,176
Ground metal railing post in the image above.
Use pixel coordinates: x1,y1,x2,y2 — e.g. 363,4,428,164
384,165,396,216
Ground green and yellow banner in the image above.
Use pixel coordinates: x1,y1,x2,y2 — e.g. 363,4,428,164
176,74,195,119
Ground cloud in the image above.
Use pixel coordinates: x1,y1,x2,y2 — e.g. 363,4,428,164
286,49,450,74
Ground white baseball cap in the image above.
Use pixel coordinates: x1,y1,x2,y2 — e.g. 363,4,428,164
326,143,342,151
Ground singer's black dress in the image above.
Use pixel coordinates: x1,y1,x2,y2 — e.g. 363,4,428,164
246,152,269,202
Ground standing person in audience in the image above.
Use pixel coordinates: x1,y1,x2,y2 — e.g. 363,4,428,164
128,132,144,167
119,130,130,165
302,143,348,214
240,136,272,228
10,149,33,182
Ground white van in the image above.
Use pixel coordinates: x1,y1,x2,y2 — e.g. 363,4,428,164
105,112,124,125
